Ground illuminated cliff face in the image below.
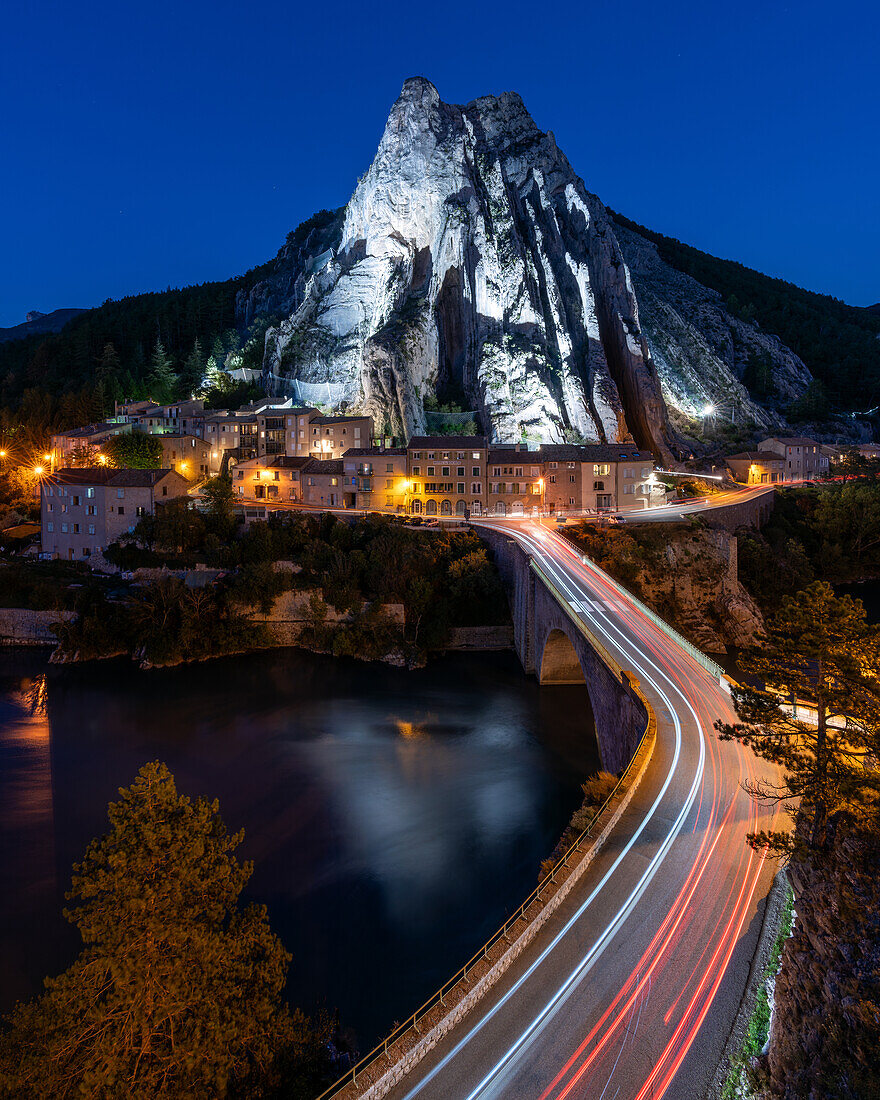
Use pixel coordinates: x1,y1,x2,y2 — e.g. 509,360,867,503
256,79,810,453
260,79,674,454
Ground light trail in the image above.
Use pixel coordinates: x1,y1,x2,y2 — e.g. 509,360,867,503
388,520,778,1100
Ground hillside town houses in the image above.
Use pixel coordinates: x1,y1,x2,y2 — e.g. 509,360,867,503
39,392,834,561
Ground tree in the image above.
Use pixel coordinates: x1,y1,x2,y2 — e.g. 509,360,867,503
201,472,237,538
0,762,316,1097
179,338,205,398
146,339,178,404
102,430,163,470
716,582,880,857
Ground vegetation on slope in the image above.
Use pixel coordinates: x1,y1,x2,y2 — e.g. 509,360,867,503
611,211,880,412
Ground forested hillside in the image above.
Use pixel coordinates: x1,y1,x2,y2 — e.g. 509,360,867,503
611,211,880,410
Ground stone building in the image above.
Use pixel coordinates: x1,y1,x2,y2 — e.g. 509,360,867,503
41,468,190,561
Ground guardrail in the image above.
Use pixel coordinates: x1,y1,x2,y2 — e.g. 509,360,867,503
554,530,725,683
313,685,654,1100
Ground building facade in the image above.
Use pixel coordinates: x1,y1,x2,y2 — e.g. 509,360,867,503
157,434,212,481
233,455,311,502
759,437,829,481
41,468,190,561
726,450,786,485
404,436,489,517
341,448,408,511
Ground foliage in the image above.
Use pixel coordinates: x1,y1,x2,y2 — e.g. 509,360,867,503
101,430,163,470
736,482,880,615
0,762,328,1098
715,583,880,857
53,578,271,666
540,771,619,879
611,211,880,411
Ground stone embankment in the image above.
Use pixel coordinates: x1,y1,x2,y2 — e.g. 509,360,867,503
0,608,75,646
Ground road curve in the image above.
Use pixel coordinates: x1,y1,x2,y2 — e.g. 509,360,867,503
386,520,780,1100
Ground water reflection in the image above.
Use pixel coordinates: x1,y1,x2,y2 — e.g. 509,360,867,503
0,649,598,1048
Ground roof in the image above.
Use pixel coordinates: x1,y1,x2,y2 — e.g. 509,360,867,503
727,451,785,463
302,458,344,475
309,413,372,425
48,467,184,488
267,456,312,469
407,436,488,449
488,448,544,464
761,436,819,446
54,421,129,439
342,447,407,457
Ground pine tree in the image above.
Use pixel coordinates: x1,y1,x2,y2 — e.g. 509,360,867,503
146,339,178,403
0,762,315,1097
179,338,205,397
716,582,880,856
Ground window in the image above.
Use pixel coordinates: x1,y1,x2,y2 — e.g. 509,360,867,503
117,506,125,515
549,461,558,470
549,475,556,484
641,468,651,478
427,466,435,476
412,465,421,475
116,488,125,498
46,522,53,533
72,495,80,506
471,482,482,494
136,506,146,517
569,474,576,482
162,486,168,496
442,466,450,476
61,523,68,533
594,481,605,491
88,524,95,535
472,466,480,477
472,452,480,460
457,483,465,494
624,484,635,494
385,478,393,489
515,467,523,477
625,467,635,478
593,463,610,476
387,463,394,472
457,466,465,476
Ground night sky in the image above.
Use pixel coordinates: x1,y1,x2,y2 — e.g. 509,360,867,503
1,0,877,327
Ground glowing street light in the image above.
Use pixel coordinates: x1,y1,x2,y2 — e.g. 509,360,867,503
33,466,44,477
701,404,715,418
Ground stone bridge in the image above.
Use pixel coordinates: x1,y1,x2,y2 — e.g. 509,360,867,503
479,529,648,774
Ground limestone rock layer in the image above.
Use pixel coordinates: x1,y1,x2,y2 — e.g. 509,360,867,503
257,78,674,455
247,78,812,455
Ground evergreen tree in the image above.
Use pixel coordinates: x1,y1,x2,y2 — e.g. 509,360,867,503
179,338,205,397
201,472,238,539
716,582,880,856
0,762,315,1098
146,339,178,404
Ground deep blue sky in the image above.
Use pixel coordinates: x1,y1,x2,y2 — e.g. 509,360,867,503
1,0,877,327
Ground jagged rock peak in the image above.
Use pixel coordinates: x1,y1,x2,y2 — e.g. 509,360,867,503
260,80,677,455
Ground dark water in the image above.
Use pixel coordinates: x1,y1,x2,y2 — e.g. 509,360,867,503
0,648,598,1050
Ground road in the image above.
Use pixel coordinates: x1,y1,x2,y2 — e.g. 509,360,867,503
386,519,781,1100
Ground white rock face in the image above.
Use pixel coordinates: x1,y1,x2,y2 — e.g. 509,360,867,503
261,79,674,455
613,223,813,426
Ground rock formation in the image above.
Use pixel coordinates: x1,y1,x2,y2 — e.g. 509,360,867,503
252,78,676,457
242,78,814,456
612,222,813,427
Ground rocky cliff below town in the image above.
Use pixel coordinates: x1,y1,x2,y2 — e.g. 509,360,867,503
763,819,880,1098
564,520,764,655
239,78,816,457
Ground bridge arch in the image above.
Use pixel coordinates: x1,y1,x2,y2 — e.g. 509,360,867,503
539,627,587,685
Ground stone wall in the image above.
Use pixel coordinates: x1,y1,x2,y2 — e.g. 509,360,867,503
0,608,75,646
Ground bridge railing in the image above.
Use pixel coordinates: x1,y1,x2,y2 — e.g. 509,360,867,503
313,693,655,1100
554,530,725,682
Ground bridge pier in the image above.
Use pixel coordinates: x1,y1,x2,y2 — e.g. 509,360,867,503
479,528,649,774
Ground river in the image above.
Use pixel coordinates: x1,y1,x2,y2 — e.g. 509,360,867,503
0,647,598,1051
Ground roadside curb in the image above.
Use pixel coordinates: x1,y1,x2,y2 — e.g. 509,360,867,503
331,683,657,1100
705,868,790,1100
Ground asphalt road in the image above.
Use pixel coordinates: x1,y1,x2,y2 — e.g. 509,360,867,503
385,520,781,1100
